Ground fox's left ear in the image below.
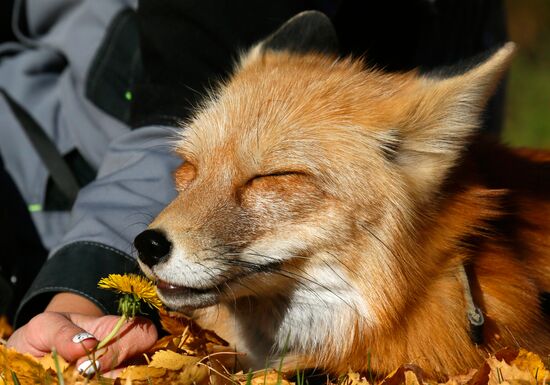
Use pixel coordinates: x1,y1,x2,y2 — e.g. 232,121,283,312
395,43,516,196
240,11,339,67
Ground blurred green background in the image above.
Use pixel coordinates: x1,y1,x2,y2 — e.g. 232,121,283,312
503,0,550,148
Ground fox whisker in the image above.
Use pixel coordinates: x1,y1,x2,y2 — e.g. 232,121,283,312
213,257,358,314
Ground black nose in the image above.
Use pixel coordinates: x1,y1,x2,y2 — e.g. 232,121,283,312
134,229,172,268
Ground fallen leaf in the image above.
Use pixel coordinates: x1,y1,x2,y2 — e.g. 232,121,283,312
149,350,199,370
173,363,210,385
159,310,228,352
380,367,401,385
0,317,13,340
159,310,191,336
380,365,426,385
405,370,423,385
468,349,521,385
249,371,293,385
0,345,54,385
37,353,69,373
150,335,181,351
446,369,478,385
511,349,550,383
119,365,166,380
347,370,371,385
486,357,535,385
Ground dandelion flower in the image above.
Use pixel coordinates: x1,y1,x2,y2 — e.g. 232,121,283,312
95,274,163,350
98,273,163,310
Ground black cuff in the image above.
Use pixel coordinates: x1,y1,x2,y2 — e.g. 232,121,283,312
15,241,139,327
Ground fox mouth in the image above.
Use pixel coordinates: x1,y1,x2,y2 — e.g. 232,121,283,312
154,260,284,310
156,280,218,296
156,279,221,310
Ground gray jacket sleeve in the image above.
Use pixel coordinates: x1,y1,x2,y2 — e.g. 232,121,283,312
16,126,181,325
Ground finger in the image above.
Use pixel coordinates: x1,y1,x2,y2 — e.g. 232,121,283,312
102,367,124,379
9,313,98,361
6,327,45,357
75,316,157,376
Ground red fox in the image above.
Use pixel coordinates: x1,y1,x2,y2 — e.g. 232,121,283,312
135,11,550,377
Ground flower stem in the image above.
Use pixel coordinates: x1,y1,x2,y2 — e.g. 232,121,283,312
96,315,127,350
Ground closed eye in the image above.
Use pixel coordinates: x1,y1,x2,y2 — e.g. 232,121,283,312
247,171,308,184
237,170,319,207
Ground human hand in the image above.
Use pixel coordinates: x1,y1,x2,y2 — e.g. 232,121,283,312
7,293,158,376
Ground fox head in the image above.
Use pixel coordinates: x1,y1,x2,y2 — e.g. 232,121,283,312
136,11,514,363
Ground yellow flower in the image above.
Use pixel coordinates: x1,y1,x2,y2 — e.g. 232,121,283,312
98,273,163,310
94,274,164,351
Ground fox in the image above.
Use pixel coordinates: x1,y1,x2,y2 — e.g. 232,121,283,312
134,11,550,378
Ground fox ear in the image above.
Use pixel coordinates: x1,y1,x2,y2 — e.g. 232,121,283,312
240,11,339,66
396,43,516,196
260,10,339,55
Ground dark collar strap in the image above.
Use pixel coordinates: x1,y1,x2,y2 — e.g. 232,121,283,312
1,89,80,205
457,264,485,345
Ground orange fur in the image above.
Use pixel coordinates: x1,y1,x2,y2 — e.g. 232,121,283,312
141,43,550,377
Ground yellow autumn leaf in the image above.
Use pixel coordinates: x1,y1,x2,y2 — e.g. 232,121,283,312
173,364,209,385
149,350,199,371
248,372,293,385
119,365,166,381
346,371,371,385
151,334,181,351
0,345,52,385
119,363,209,385
0,316,13,340
37,353,69,374
512,349,550,383
404,370,424,385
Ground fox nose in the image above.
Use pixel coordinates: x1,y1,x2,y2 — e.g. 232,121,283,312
134,229,172,268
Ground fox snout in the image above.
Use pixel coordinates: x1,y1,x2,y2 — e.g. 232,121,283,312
134,229,172,268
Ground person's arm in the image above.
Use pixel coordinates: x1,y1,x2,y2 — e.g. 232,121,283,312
14,124,182,325
7,124,178,376
45,292,104,315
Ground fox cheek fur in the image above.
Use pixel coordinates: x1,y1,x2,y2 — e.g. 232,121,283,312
135,11,550,378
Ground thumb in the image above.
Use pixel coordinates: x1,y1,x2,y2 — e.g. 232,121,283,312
9,312,99,361
75,316,157,376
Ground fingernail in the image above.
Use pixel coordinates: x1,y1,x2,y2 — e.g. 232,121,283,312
72,332,96,344
77,359,100,377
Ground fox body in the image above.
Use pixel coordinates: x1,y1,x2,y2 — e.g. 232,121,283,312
136,12,550,377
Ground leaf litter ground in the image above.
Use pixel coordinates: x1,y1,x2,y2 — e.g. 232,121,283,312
1,313,549,385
